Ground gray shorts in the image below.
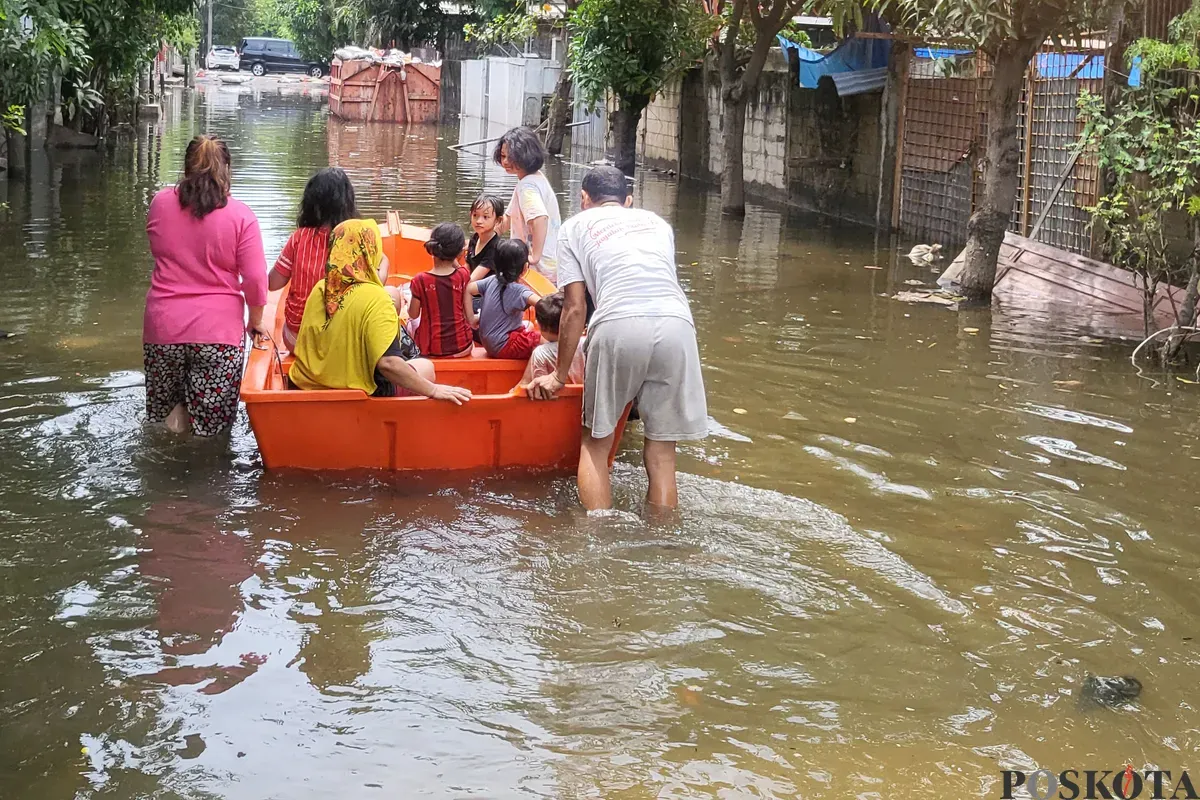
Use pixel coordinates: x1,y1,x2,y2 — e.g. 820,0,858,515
584,316,708,441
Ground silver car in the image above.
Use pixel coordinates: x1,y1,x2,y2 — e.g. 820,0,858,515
205,45,240,71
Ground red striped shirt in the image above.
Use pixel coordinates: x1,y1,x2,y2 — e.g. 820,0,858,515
410,267,473,356
274,227,331,333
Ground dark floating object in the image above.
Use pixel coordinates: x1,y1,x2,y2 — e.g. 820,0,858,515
1080,675,1142,709
0,331,16,339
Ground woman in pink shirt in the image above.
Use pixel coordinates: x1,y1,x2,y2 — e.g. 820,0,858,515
143,135,268,437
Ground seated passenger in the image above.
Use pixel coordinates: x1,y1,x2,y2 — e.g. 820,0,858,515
406,223,473,358
288,219,472,405
269,167,357,351
466,193,504,282
464,239,542,360
522,292,585,386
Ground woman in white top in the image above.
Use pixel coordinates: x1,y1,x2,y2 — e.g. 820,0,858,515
493,127,561,284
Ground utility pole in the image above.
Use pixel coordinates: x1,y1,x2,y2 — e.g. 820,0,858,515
206,0,213,58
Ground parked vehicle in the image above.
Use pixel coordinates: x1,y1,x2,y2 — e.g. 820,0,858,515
205,45,240,71
237,38,327,77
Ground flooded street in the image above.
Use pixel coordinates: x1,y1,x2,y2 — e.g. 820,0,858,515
3,84,1200,799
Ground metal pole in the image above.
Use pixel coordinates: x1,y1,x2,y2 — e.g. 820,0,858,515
206,0,213,59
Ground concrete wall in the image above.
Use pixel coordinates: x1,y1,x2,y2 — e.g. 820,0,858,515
639,78,682,172
612,50,895,227
741,64,791,202
786,80,885,226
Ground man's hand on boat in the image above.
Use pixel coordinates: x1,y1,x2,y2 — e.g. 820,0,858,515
428,384,473,405
526,373,564,401
377,355,473,405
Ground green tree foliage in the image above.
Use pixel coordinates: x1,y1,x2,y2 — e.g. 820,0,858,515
1080,0,1200,350
1,1,90,132
463,3,536,51
569,0,713,174
1,0,198,135
332,0,451,49
288,0,343,60
212,0,292,47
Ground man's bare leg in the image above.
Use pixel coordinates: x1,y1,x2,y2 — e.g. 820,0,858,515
643,438,678,510
578,432,616,510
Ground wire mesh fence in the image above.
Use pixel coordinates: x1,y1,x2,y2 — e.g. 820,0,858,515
896,45,1103,256
897,67,977,247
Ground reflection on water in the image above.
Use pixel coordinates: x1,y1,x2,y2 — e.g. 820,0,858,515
2,87,1200,799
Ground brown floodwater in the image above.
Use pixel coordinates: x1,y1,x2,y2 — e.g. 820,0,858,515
2,79,1199,800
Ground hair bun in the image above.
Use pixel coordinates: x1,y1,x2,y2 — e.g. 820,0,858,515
423,239,437,255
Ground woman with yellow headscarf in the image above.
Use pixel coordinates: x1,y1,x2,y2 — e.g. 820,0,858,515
289,219,472,404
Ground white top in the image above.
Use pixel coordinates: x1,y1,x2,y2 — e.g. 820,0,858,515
556,205,693,331
530,339,586,384
507,172,561,284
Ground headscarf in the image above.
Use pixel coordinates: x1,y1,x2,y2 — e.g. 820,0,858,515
323,219,384,320
289,218,401,395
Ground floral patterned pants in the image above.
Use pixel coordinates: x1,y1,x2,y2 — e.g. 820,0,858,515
143,343,244,437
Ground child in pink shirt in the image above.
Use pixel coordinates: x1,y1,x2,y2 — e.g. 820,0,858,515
143,135,267,437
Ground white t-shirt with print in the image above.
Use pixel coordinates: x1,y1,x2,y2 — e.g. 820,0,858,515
507,171,561,284
555,205,693,332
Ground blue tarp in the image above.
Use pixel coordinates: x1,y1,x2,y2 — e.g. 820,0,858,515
778,17,892,90
911,48,1141,87
781,37,1143,90
1034,53,1142,85
914,47,972,60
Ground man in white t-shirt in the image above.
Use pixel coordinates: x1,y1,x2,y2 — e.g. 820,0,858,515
527,166,708,512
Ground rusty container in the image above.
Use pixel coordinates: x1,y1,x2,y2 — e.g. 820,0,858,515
328,59,441,123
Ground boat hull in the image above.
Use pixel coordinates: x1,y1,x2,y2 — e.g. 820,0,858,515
241,221,603,473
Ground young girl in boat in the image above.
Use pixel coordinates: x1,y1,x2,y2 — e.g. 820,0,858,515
466,194,504,281
405,223,474,358
465,239,542,359
269,168,358,350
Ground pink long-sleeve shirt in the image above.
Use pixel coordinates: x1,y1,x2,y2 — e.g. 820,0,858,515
144,188,268,347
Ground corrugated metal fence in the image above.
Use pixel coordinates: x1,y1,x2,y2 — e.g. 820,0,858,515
896,46,1103,255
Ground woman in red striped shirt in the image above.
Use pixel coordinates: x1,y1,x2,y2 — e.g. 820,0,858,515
268,168,358,350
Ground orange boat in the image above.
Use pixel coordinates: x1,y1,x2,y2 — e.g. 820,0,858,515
241,219,612,472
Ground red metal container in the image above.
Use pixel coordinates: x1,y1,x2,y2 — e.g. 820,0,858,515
329,59,441,123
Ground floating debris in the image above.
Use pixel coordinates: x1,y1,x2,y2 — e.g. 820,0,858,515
907,243,943,265
893,289,963,307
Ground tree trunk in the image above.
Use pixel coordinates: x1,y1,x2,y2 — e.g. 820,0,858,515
959,38,1041,302
610,95,647,176
546,66,573,155
720,90,750,215
546,0,579,156
716,0,776,217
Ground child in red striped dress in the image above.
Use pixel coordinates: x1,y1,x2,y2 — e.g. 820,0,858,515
406,223,475,358
268,168,358,350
